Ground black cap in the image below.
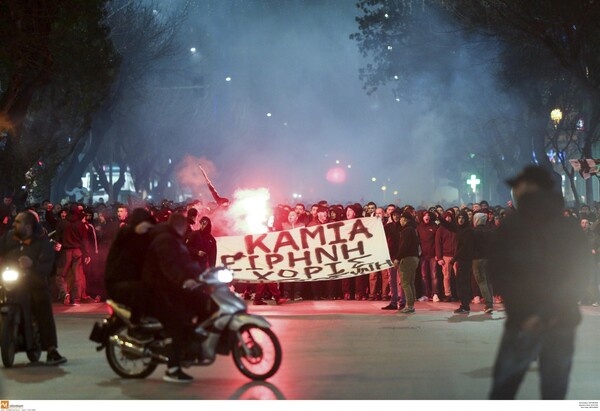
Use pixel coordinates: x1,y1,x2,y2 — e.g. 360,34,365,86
400,211,413,220
506,165,555,191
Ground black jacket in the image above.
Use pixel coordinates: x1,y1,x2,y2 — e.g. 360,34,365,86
488,190,591,328
395,224,420,260
0,229,56,289
104,225,152,290
186,220,217,269
142,223,201,297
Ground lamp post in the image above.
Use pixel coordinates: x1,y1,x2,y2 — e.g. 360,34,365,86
551,108,562,128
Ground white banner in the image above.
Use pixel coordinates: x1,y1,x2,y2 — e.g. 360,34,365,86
216,217,393,283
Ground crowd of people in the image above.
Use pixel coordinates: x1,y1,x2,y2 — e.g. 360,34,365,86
0,164,597,394
1,184,598,313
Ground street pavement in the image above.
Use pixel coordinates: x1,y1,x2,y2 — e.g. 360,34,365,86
0,299,599,402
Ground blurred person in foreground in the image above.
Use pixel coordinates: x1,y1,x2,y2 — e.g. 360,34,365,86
488,165,592,400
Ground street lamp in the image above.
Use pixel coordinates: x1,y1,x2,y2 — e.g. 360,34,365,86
551,108,562,127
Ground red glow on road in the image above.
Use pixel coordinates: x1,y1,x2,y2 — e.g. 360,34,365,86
326,167,346,184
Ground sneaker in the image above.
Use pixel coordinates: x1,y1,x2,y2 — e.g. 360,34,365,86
484,307,493,314
163,367,193,383
399,306,415,314
453,307,470,314
432,294,440,302
252,300,267,306
418,296,429,302
472,296,481,304
275,298,289,305
381,303,398,310
63,293,71,306
46,349,67,365
592,302,599,307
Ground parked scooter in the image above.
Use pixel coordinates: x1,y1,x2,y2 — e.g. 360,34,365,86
0,267,42,367
90,266,282,380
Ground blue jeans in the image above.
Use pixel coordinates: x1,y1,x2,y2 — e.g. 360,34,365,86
388,267,405,306
420,257,438,298
489,325,576,399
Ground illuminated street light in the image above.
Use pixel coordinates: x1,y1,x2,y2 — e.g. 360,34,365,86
551,108,562,126
381,186,387,191
266,113,272,117
190,47,197,53
225,77,232,82
371,177,377,182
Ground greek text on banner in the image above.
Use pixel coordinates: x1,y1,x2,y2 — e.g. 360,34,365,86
216,217,393,283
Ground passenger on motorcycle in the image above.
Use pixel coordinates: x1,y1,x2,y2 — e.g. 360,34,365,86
104,208,156,325
0,211,67,365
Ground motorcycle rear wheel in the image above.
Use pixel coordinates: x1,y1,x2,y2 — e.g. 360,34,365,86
26,319,42,363
1,318,18,368
232,325,282,380
105,325,157,379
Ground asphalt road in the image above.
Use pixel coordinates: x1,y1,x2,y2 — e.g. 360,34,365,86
1,299,599,402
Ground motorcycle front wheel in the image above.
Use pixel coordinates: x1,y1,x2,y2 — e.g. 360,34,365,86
1,317,18,367
232,325,282,380
105,325,157,379
26,319,42,363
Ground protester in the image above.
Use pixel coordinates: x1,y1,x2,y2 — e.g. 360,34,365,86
488,165,592,400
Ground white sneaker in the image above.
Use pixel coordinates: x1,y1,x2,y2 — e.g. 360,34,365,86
418,296,429,302
432,294,440,302
472,296,481,304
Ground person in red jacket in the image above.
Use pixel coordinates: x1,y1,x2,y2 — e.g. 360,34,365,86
435,211,457,302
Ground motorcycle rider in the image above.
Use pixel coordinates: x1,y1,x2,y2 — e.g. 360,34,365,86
0,211,67,365
141,212,207,383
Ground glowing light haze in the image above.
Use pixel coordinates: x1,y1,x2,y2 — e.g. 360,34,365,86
163,0,516,207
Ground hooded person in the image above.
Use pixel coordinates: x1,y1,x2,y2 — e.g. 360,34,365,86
447,210,475,313
186,216,217,270
434,210,458,302
104,208,156,323
471,211,495,313
54,204,91,305
488,165,591,399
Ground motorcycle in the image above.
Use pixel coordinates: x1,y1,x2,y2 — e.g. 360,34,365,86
90,266,282,380
0,267,42,367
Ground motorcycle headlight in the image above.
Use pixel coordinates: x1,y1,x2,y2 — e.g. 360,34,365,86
216,269,234,284
2,267,19,283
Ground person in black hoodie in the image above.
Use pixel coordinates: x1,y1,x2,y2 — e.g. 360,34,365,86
381,209,406,310
186,216,217,270
54,204,91,305
448,210,475,313
104,208,156,323
488,166,591,399
394,212,420,314
472,212,495,313
142,213,206,383
0,211,67,365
